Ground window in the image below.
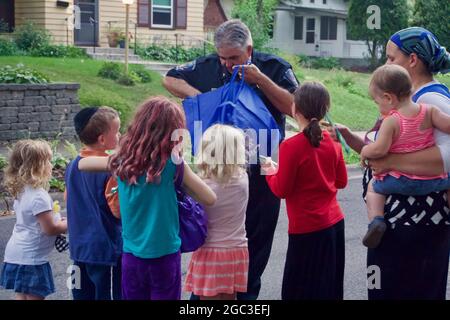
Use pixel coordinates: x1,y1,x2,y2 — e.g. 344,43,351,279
151,0,173,28
0,0,15,32
306,18,315,44
294,16,303,40
140,0,186,29
323,0,327,4
138,0,149,27
320,16,337,40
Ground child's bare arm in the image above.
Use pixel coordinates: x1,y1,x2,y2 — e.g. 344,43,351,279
430,106,450,134
182,163,217,207
37,211,67,236
78,156,110,172
361,116,397,160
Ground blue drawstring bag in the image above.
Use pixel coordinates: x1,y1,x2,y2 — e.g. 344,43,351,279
182,66,282,157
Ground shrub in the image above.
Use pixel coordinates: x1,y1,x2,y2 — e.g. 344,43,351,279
30,44,89,58
136,44,214,62
0,38,18,56
0,155,7,170
98,62,122,80
14,22,50,52
0,64,49,84
311,57,341,70
298,54,312,68
116,73,135,86
128,71,142,84
131,67,152,83
298,55,341,70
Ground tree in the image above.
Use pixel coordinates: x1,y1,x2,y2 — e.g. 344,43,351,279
412,0,450,50
231,0,278,50
347,0,409,68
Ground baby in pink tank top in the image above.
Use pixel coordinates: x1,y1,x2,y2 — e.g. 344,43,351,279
360,65,450,248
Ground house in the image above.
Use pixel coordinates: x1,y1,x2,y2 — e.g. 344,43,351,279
0,0,206,48
203,0,235,40
272,0,369,59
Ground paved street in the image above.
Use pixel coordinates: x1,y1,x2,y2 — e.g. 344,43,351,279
0,166,449,300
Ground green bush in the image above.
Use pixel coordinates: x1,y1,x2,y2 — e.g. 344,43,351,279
130,67,152,83
116,73,135,86
14,22,50,52
298,55,342,70
30,44,88,58
136,44,214,63
0,64,49,84
0,38,19,56
98,62,122,80
311,57,341,70
0,155,7,170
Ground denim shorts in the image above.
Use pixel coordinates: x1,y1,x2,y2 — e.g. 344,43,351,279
0,262,55,298
373,174,450,196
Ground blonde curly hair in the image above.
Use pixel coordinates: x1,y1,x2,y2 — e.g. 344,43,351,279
197,124,247,184
4,139,53,198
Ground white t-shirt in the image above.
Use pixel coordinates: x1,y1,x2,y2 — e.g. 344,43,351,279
202,172,249,248
4,186,59,265
415,81,450,173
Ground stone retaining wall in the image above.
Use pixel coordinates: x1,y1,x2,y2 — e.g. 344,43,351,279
0,83,81,141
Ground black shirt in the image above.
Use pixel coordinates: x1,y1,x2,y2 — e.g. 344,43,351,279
166,51,299,133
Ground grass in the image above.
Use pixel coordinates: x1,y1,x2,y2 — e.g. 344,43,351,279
1,55,449,165
296,67,450,131
0,56,168,125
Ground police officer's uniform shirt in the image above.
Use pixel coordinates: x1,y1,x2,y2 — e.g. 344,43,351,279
166,51,299,133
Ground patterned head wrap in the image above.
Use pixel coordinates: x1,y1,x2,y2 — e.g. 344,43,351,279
390,27,450,74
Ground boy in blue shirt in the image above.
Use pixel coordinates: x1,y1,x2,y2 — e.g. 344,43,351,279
65,107,122,300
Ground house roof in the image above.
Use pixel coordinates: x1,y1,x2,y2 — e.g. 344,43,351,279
277,0,348,18
204,0,228,29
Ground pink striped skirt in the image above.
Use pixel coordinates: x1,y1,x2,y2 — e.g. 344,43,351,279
184,246,249,297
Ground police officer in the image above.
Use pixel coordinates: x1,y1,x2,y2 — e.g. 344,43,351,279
163,19,299,300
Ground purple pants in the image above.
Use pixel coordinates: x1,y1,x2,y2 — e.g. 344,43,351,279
121,251,181,300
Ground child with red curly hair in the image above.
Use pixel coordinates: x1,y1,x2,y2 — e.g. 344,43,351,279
79,96,216,300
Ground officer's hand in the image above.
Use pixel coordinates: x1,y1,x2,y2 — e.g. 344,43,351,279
233,64,263,86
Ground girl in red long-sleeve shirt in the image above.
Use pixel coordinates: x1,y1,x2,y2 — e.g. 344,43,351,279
263,82,348,300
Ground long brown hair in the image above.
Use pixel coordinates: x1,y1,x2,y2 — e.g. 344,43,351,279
109,96,185,184
294,82,330,148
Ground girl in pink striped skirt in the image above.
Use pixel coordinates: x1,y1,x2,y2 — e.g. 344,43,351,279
184,124,249,300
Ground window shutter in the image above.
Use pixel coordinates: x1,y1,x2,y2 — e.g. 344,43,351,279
294,16,303,40
175,0,187,29
138,0,149,27
320,16,328,40
329,17,337,40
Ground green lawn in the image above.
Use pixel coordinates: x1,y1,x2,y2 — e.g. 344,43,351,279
0,56,168,125
2,56,449,132
295,67,450,131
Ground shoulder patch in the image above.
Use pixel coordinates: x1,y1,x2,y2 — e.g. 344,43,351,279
176,60,196,71
284,69,299,86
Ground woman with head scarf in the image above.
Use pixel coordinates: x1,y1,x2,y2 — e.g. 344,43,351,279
332,27,450,299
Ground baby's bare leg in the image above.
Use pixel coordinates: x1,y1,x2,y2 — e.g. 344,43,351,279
366,180,386,221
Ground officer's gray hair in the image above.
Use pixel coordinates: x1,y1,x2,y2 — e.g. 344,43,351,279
214,20,253,51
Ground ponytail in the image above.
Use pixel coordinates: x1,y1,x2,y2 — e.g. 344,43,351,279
303,118,323,148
